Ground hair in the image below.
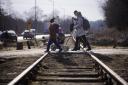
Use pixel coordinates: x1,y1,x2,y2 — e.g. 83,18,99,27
50,18,55,23
74,10,78,14
78,12,82,16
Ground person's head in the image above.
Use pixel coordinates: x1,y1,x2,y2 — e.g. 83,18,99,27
74,10,79,16
78,12,82,17
50,18,55,23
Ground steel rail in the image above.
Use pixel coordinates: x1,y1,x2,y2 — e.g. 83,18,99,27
88,52,128,85
72,36,128,85
8,53,48,85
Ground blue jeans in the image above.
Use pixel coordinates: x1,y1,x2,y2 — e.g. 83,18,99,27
46,39,61,51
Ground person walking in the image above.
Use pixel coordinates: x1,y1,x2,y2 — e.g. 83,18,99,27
72,10,91,51
45,18,62,52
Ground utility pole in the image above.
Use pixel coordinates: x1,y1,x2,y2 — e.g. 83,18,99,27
35,0,37,34
34,0,38,46
63,8,65,23
61,8,65,26
53,0,54,18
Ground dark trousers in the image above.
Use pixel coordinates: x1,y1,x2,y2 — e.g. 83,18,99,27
46,39,61,51
74,35,91,50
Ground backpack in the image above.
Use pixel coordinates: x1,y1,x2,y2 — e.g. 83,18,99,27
82,17,90,30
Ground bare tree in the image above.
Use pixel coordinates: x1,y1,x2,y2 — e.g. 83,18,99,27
24,6,44,21
1,0,13,15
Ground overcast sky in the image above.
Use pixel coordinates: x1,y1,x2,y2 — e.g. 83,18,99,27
10,0,105,21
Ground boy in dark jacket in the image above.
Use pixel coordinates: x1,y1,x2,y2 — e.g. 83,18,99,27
45,18,62,52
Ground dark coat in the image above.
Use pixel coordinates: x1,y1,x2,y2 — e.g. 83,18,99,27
49,23,59,40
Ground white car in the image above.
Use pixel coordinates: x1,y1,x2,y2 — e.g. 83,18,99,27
22,29,35,39
0,30,17,42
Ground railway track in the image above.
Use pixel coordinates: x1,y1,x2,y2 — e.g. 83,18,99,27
7,37,128,85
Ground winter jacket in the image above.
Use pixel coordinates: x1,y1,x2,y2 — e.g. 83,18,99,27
49,23,59,40
74,16,85,37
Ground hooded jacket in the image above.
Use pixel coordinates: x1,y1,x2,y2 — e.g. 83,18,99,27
74,16,85,37
49,22,59,40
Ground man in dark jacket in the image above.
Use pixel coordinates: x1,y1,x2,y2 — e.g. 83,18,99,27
45,18,62,52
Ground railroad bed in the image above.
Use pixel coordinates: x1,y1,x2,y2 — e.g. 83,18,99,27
30,52,104,85
7,37,128,85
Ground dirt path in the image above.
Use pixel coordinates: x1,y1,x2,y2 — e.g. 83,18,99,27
0,48,45,59
92,48,128,55
1,47,128,59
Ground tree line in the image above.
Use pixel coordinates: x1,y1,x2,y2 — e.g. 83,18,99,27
103,0,128,32
0,0,71,35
